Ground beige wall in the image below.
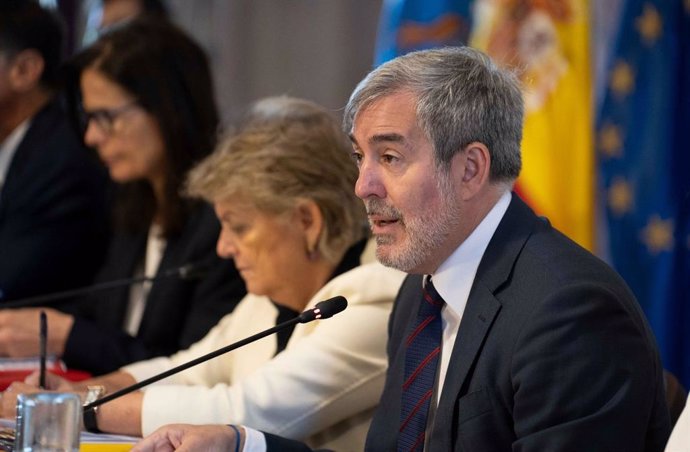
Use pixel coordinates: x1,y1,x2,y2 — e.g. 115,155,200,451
168,0,383,127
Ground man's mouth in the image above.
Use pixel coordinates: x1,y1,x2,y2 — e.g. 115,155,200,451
368,214,401,231
365,200,403,231
372,218,399,227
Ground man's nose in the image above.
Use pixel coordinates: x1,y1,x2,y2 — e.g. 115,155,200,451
355,161,386,200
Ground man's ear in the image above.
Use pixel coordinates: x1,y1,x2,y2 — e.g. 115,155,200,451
8,49,45,92
294,199,324,256
451,141,492,201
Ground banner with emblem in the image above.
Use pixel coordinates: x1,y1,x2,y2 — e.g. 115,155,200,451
471,0,594,250
374,0,472,66
375,0,690,384
598,0,690,383
375,0,594,250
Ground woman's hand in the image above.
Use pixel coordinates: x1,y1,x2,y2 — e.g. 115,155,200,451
0,308,74,357
0,382,44,419
24,370,75,391
131,424,244,452
0,372,78,419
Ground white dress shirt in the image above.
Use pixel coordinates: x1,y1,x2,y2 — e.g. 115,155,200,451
124,224,166,336
0,119,31,194
432,190,511,400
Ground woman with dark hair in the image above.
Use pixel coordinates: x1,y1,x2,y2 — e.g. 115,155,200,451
75,16,218,239
0,18,245,375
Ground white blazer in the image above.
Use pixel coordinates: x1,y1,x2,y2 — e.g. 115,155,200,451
666,396,690,452
122,258,405,451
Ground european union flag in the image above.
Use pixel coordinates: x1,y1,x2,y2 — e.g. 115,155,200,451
374,0,472,66
597,0,690,384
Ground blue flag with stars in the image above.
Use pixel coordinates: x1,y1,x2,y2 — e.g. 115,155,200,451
374,0,472,66
598,0,690,384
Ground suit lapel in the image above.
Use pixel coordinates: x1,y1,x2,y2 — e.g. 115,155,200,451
136,212,195,333
430,285,500,451
430,194,538,450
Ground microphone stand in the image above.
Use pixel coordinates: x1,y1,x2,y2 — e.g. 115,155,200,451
84,296,346,412
87,313,303,411
1,264,205,309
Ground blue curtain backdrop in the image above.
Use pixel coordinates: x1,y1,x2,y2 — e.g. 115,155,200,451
376,0,690,386
598,0,690,385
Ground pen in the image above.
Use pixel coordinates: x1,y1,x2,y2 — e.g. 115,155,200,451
39,310,47,389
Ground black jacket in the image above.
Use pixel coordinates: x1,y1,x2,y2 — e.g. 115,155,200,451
63,204,246,375
0,97,109,301
366,194,670,451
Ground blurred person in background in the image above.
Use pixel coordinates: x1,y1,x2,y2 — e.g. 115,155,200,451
3,96,405,451
0,18,245,376
0,0,109,303
78,0,169,49
98,0,168,34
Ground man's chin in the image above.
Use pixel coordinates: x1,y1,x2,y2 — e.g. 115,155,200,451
375,244,412,272
374,240,431,274
374,233,393,244
374,242,399,266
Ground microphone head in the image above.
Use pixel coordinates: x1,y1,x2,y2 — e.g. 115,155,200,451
299,296,348,323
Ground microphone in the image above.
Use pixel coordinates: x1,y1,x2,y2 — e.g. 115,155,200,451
1,260,213,309
298,296,347,322
83,296,348,412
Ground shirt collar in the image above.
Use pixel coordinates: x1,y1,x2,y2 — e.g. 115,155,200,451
430,190,512,316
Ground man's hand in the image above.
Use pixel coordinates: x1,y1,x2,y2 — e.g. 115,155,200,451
132,424,244,452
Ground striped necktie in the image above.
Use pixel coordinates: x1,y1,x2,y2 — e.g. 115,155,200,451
398,276,444,451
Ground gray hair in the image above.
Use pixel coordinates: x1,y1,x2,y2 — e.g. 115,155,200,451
344,46,523,182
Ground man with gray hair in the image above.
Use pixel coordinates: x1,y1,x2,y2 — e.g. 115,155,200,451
347,45,670,452
132,46,671,452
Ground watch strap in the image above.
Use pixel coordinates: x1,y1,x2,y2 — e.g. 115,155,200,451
82,406,100,433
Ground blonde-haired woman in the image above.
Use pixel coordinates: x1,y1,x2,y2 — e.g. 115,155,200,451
3,97,404,451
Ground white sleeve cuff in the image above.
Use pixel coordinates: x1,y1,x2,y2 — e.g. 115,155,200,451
241,425,267,452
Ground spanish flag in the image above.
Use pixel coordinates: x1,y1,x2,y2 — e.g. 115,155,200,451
471,0,594,250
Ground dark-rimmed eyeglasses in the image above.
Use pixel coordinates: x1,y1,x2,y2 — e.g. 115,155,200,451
82,102,139,135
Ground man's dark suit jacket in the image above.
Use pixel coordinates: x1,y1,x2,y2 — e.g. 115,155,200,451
366,194,671,451
61,204,246,375
0,97,110,301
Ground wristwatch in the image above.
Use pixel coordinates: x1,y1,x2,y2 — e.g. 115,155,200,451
82,385,105,433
